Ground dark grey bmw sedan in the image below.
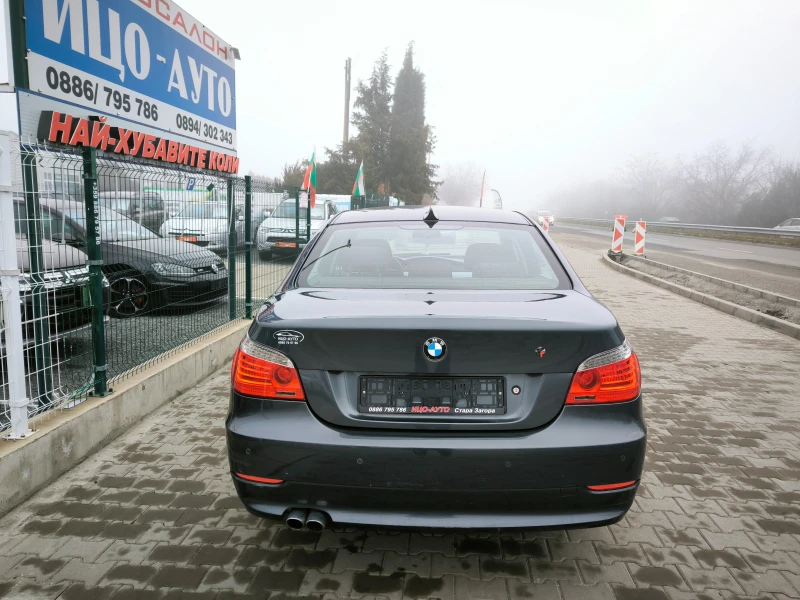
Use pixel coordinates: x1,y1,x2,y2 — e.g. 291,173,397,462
226,206,646,531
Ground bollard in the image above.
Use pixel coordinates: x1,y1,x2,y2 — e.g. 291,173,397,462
634,221,646,256
611,215,626,253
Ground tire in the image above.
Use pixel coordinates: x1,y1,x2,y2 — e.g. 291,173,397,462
107,273,150,319
259,250,272,261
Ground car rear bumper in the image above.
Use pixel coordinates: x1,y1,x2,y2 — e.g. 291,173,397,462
226,396,646,530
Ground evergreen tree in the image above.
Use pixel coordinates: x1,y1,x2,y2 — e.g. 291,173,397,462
351,50,394,193
387,42,438,203
316,144,358,194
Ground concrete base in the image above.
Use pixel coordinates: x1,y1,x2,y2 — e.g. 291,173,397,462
0,320,251,517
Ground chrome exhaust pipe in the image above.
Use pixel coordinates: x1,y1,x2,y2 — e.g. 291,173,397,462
305,510,329,532
285,509,308,530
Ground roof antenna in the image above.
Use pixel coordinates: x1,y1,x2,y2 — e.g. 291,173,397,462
423,206,438,228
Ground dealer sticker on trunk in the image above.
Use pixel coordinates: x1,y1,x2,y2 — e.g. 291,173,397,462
273,330,304,345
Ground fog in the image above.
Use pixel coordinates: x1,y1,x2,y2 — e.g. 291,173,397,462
5,1,800,213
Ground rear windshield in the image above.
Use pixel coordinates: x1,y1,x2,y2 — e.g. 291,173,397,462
296,221,571,290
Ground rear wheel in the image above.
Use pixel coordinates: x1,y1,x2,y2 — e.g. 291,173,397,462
107,274,150,319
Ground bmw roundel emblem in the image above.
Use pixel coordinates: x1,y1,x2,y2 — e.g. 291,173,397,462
423,337,446,361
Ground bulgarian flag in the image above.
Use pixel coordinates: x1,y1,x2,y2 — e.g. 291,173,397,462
302,150,317,207
352,160,365,196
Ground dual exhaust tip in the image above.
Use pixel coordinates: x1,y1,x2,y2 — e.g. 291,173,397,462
286,508,328,532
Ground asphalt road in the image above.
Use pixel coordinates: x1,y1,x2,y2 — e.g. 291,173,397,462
551,224,800,300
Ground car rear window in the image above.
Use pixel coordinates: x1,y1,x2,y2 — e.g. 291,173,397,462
296,221,571,290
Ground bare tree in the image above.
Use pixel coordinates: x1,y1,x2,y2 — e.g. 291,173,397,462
615,154,676,220
675,141,774,224
437,162,483,206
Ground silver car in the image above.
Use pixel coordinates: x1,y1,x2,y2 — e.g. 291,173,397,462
256,199,339,260
774,218,800,231
159,202,244,254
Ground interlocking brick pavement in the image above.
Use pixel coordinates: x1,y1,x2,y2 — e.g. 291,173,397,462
0,243,799,600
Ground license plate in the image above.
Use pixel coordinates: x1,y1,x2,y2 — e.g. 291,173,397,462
177,236,197,242
358,376,506,415
276,241,296,248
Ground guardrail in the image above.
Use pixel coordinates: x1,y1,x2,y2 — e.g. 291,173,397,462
559,218,800,238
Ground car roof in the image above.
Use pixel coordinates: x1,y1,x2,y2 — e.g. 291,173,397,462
332,206,531,225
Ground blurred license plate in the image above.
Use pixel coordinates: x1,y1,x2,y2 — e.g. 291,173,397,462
177,236,197,242
276,241,296,248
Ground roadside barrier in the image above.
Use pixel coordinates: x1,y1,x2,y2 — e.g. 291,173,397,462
611,215,626,253
635,221,646,255
542,219,550,233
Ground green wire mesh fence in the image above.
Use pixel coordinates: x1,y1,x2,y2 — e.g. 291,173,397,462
1,145,294,435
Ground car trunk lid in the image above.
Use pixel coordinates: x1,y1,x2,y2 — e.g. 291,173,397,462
249,289,624,431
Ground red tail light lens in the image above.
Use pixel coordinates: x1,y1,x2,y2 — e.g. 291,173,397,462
566,342,641,405
232,337,306,400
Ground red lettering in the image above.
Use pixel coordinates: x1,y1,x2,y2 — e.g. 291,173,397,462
207,151,218,170
114,128,134,154
156,0,170,21
202,31,215,52
177,143,190,165
172,11,187,34
188,23,202,44
136,0,152,7
230,157,240,174
48,112,73,144
142,134,157,158
224,155,233,172
188,146,199,166
153,138,168,161
166,141,179,163
90,121,111,150
129,131,146,155
68,118,90,146
216,40,227,60
197,148,207,169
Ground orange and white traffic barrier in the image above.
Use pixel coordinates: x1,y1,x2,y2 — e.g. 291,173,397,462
634,221,646,255
611,215,626,253
542,219,550,233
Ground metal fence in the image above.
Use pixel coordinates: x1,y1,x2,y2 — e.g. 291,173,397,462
559,217,800,238
1,143,301,438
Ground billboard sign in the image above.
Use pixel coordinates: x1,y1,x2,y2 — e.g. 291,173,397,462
22,0,236,152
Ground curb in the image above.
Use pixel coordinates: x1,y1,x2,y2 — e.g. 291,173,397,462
0,319,251,517
601,254,800,341
626,254,800,308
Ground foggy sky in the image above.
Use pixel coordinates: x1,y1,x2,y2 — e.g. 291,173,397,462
5,1,800,211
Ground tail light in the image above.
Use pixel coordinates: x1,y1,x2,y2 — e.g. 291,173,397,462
232,336,305,400
566,341,641,405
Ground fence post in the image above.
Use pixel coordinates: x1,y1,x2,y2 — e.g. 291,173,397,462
244,176,252,319
1,133,32,439
82,147,108,397
306,193,311,245
20,147,54,406
294,187,300,260
227,178,236,320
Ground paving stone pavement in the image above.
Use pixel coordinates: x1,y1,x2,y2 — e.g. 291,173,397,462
1,243,799,600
